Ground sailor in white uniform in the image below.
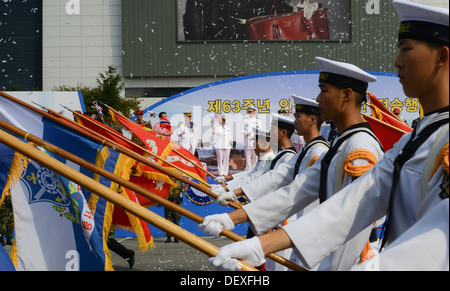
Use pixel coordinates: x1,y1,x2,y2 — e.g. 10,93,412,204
204,57,385,271
212,97,330,271
213,116,233,176
207,0,449,271
242,106,262,170
175,112,197,154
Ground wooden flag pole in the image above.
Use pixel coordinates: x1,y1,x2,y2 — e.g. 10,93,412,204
105,105,218,181
172,147,218,179
0,91,241,208
69,108,211,188
0,128,258,271
0,119,306,271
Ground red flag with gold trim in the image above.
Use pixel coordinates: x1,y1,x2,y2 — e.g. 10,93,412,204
108,107,208,184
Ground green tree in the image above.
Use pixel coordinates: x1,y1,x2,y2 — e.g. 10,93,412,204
53,65,141,117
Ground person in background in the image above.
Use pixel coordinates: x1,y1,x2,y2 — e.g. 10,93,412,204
132,109,152,146
154,112,173,138
164,181,186,243
0,193,14,246
175,112,197,154
242,106,262,170
213,116,233,177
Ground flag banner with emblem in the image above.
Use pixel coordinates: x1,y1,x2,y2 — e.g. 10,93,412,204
108,107,208,184
8,146,105,271
106,152,175,251
0,92,153,269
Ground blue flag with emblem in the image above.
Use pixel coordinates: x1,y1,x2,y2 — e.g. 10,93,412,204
9,146,105,271
0,93,121,270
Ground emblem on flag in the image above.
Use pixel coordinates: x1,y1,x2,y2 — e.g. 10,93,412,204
24,160,71,207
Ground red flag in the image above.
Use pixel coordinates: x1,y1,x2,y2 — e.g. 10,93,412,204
374,109,413,133
364,93,413,151
367,92,396,118
112,187,154,251
367,92,413,131
109,107,208,184
109,153,175,251
65,111,172,251
73,111,145,155
363,114,409,151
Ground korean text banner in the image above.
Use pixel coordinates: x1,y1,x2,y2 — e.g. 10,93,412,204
144,70,418,149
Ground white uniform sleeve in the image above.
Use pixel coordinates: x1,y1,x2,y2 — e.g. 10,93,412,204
243,160,324,235
242,155,298,201
243,145,328,202
352,199,449,271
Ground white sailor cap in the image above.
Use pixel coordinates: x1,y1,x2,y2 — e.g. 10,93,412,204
271,113,295,131
291,95,320,116
255,128,270,140
315,57,377,98
247,105,256,112
393,0,449,46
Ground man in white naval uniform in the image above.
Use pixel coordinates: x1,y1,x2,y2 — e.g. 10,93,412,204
204,57,385,271
207,0,449,271
242,106,262,170
212,116,233,176
175,112,197,154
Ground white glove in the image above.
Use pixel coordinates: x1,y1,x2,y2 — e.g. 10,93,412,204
208,237,266,271
211,186,227,196
215,176,226,184
198,213,234,238
216,191,237,207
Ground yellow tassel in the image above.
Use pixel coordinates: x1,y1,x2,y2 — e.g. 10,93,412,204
1,151,31,204
102,201,115,271
88,147,111,212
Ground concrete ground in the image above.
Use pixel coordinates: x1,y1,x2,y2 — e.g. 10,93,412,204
109,235,236,271
2,235,237,271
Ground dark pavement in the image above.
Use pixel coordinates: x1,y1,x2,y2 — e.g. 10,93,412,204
109,236,236,271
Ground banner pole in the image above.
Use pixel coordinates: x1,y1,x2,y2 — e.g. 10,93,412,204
106,105,217,181
70,108,211,187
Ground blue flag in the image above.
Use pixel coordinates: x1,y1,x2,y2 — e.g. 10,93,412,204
0,94,121,270
0,245,15,271
9,147,105,271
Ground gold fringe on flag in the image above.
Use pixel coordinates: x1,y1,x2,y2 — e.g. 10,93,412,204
88,146,111,212
1,150,31,205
